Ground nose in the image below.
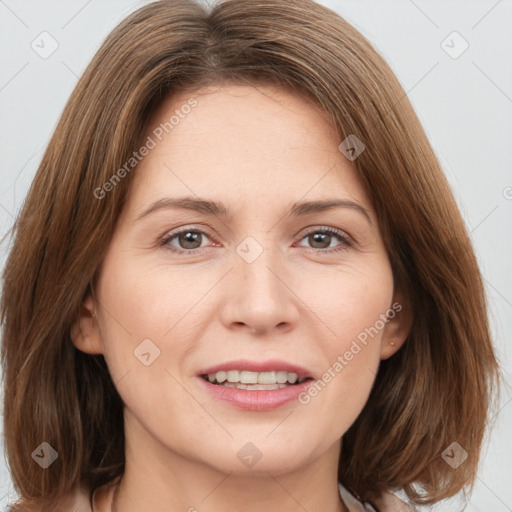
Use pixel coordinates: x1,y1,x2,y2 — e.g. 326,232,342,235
219,243,300,335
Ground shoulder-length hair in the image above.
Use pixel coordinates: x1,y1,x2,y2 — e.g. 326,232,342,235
1,0,499,509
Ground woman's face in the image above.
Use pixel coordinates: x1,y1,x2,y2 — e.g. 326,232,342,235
74,83,409,477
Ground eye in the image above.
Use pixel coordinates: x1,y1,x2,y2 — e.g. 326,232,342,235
160,225,352,255
160,227,213,254
296,227,352,253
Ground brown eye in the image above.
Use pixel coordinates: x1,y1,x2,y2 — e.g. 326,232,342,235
161,228,211,253
296,227,352,253
177,231,203,249
308,232,332,249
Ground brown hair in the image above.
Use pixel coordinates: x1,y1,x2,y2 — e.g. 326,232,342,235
1,0,500,509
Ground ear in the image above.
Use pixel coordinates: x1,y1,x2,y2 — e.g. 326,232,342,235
380,290,412,360
70,294,104,355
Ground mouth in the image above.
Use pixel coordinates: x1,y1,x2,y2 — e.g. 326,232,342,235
200,370,312,390
197,360,315,411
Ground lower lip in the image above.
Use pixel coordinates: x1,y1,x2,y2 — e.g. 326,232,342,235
198,377,313,411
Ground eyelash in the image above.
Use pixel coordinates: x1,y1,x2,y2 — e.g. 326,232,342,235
160,226,353,255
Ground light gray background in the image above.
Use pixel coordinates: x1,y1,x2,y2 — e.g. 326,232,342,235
0,0,511,510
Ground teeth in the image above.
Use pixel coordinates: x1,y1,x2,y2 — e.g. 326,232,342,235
206,370,302,386
219,382,288,390
276,371,288,384
287,373,298,384
240,371,258,384
258,371,276,384
226,370,239,383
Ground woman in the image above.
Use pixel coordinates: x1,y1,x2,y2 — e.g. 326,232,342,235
1,0,499,511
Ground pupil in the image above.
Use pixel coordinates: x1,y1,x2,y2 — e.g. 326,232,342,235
180,231,201,249
310,233,330,249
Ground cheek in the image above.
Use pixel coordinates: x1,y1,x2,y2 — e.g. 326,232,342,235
94,250,230,433
295,261,394,433
93,256,201,426
97,247,211,336
94,251,199,382
299,257,394,352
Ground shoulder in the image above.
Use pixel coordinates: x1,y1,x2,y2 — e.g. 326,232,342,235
370,491,417,511
338,482,416,512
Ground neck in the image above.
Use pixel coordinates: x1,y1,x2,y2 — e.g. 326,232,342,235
113,412,347,512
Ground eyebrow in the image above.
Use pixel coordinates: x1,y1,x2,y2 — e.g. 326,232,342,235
135,196,372,224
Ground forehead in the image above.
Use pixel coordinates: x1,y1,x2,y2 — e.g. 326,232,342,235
126,83,371,212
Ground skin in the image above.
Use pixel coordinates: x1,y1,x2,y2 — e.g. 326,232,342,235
72,83,411,512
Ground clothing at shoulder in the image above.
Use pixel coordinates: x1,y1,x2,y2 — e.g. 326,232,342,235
68,482,415,512
339,482,417,512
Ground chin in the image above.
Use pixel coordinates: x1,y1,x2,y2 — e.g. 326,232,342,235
199,436,320,476
212,454,311,477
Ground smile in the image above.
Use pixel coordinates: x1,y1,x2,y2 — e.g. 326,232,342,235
197,360,315,411
201,370,308,390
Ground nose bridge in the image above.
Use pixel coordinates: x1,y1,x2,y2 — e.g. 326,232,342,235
239,238,282,296
222,234,299,333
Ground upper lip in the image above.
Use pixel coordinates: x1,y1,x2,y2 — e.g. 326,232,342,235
199,359,312,380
